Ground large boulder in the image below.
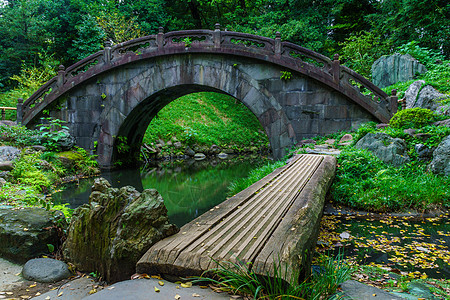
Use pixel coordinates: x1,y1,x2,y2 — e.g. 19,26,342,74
428,135,450,176
355,133,410,167
372,53,427,88
0,208,65,263
62,178,178,283
405,81,450,114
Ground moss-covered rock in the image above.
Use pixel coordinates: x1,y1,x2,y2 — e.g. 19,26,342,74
62,178,178,283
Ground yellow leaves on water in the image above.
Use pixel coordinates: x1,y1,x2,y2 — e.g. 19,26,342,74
181,282,193,288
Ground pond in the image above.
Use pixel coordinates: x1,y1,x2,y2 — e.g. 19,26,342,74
52,156,268,227
317,212,450,280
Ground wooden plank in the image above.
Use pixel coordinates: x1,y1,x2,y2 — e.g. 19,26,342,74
137,154,336,279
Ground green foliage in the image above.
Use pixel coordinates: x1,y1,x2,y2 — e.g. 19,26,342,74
67,15,105,61
389,108,439,129
339,31,391,78
12,153,53,193
51,203,73,219
194,253,351,299
280,71,292,81
397,41,444,69
144,92,269,149
332,147,450,212
0,125,41,146
228,160,285,197
39,118,70,150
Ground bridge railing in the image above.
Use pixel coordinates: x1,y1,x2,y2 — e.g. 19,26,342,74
21,25,396,125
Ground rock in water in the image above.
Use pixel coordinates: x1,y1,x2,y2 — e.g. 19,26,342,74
371,53,427,88
62,178,178,283
355,132,410,167
22,258,71,283
428,135,450,176
0,208,65,263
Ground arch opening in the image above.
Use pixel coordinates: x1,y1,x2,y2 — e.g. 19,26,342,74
111,86,273,167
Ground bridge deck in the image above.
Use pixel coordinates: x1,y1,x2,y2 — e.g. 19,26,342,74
137,154,336,279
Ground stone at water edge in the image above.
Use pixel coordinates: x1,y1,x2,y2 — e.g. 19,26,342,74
62,178,178,283
217,152,228,159
0,208,66,263
22,258,71,283
194,153,206,160
355,132,410,167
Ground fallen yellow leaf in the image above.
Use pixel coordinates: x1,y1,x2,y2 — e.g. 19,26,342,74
154,287,160,293
89,289,97,295
158,281,165,286
29,284,36,288
181,282,192,288
192,293,200,297
175,294,181,300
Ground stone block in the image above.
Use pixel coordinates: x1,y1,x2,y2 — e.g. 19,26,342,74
292,119,319,135
320,120,351,135
324,106,349,119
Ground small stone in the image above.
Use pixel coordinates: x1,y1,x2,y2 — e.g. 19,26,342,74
174,141,182,149
194,153,206,160
403,128,416,136
217,152,228,159
22,258,71,283
339,134,353,143
376,123,389,129
0,161,13,171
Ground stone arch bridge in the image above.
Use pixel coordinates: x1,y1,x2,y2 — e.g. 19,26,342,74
19,25,397,168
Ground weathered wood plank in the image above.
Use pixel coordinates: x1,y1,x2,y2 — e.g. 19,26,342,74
136,154,336,279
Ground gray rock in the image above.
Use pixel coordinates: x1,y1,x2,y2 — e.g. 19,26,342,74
194,153,206,160
62,178,178,283
340,280,403,300
185,147,195,157
297,139,316,147
0,177,6,187
434,119,450,127
209,144,221,154
414,144,434,161
173,141,182,149
403,128,416,136
31,145,47,152
405,80,425,109
217,152,228,159
412,85,450,112
22,258,71,283
0,146,20,162
0,161,13,171
408,281,437,299
55,129,75,150
339,134,353,143
436,104,450,116
0,120,16,127
0,208,66,263
372,53,427,88
355,132,410,166
376,123,389,129
428,135,450,176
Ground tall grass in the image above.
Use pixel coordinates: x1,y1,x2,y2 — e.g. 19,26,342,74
194,254,352,299
227,160,285,196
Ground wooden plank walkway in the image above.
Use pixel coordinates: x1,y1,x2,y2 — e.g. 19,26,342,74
137,154,336,279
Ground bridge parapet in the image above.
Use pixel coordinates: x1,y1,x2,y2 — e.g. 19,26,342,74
21,25,396,125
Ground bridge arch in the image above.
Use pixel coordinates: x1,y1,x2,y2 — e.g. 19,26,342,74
20,27,398,168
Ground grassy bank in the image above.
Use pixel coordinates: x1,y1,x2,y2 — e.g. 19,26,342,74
144,92,269,153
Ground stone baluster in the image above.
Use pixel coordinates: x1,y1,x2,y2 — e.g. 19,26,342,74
332,54,340,84
16,98,23,125
57,65,65,87
104,41,112,64
213,23,221,49
275,32,281,58
157,27,164,50
389,89,399,114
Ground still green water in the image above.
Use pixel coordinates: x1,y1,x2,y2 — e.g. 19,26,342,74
53,157,267,227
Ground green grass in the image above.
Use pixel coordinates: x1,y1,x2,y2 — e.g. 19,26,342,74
227,160,286,197
331,147,450,212
194,254,352,299
144,92,269,149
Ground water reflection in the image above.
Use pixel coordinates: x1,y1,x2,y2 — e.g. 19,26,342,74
53,156,267,227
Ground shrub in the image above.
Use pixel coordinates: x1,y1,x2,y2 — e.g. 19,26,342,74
389,108,438,129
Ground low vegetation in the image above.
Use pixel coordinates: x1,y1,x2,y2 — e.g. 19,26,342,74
144,92,269,152
196,254,352,300
0,123,98,216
